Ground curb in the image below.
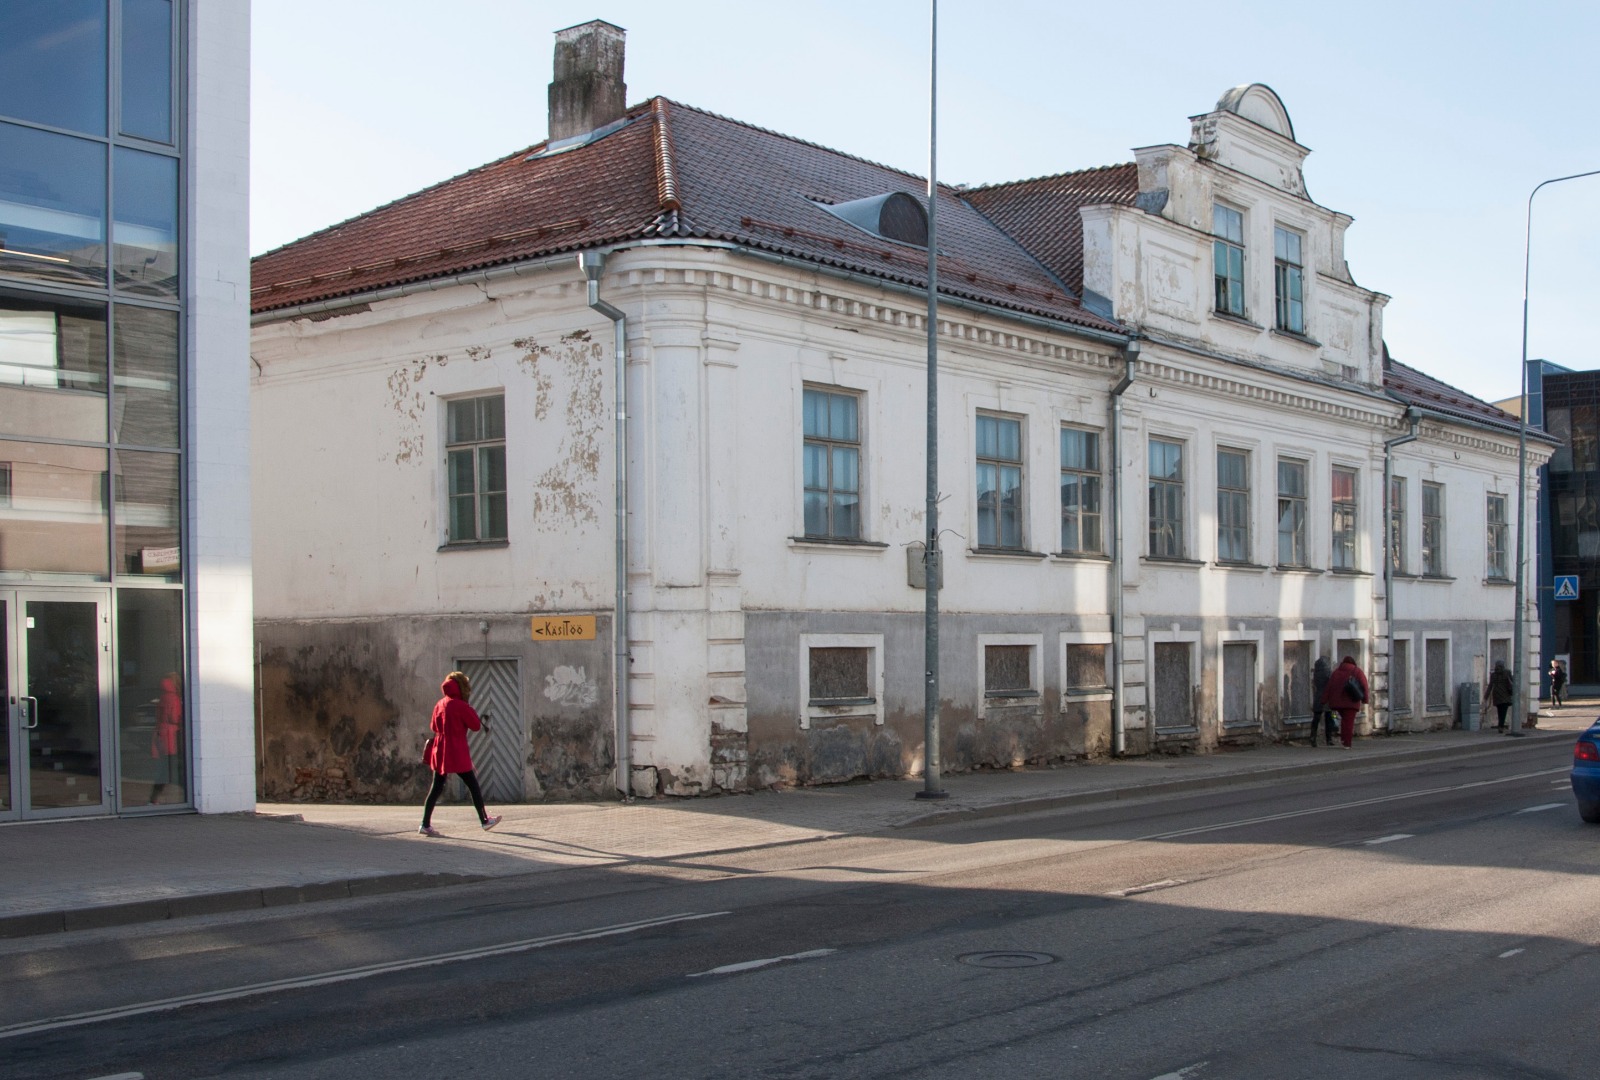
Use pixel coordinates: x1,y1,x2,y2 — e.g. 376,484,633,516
900,728,1573,828
0,871,489,941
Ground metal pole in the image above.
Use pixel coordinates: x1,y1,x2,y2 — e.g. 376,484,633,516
1513,168,1600,738
918,0,946,799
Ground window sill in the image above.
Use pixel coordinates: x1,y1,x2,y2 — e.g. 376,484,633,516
1063,689,1113,705
808,697,877,709
1052,550,1111,563
1222,719,1263,730
787,536,889,554
1484,576,1514,587
969,547,1049,561
1210,310,1264,331
1270,327,1322,349
1155,724,1200,737
1417,573,1456,584
1142,555,1205,568
438,540,510,553
985,690,1040,701
1273,564,1324,575
1390,571,1421,580
1215,560,1270,573
1329,567,1372,578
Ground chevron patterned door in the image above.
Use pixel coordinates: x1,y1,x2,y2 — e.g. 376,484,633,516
457,659,522,801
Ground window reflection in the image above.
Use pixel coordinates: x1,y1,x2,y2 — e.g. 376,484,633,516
120,0,173,143
0,440,110,577
0,293,108,441
113,148,177,297
114,448,179,578
113,304,178,446
117,588,185,807
0,0,107,135
0,122,107,288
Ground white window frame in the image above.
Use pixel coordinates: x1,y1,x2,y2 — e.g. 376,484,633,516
798,633,884,729
1059,630,1113,707
1423,632,1452,714
1213,202,1246,318
1390,632,1415,716
1273,224,1306,334
975,411,1027,551
977,632,1043,719
1389,475,1407,574
1486,492,1510,581
1059,424,1104,554
1148,627,1202,732
1218,629,1265,729
1148,435,1188,559
1331,464,1359,571
1422,481,1446,576
1216,446,1252,564
442,390,508,546
800,383,865,541
1277,455,1310,567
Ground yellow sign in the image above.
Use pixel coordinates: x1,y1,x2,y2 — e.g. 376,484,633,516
531,615,596,641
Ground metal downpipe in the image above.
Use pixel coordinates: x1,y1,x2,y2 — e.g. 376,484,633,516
1109,341,1141,756
581,252,632,799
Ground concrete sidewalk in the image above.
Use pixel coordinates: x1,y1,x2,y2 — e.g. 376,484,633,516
4,710,1591,940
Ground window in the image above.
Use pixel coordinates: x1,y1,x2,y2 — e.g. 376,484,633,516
800,634,884,728
985,644,1034,697
976,413,1023,549
1424,637,1449,711
1153,641,1194,729
803,387,861,540
1422,482,1445,576
1331,466,1358,570
1067,643,1109,691
1273,226,1304,334
1389,476,1407,573
1217,448,1250,563
1277,457,1307,566
1149,438,1185,558
1059,427,1101,553
809,647,871,704
1282,640,1312,719
446,394,507,544
0,461,9,506
1222,642,1258,726
1213,204,1245,317
1392,637,1411,714
1486,493,1509,580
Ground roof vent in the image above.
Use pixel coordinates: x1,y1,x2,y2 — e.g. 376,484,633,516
815,192,928,247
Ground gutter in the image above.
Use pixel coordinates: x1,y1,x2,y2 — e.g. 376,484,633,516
580,252,633,801
1382,405,1421,732
1109,340,1141,755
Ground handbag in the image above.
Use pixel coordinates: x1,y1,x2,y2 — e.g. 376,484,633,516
421,734,436,764
1344,675,1365,703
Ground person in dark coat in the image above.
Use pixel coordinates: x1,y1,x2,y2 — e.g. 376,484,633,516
1321,655,1369,749
1310,656,1338,747
1485,661,1515,731
419,671,501,836
1550,659,1567,708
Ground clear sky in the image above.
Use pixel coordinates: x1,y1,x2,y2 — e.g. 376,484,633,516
251,0,1600,403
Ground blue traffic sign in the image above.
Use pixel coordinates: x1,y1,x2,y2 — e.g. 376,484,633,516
1555,574,1580,600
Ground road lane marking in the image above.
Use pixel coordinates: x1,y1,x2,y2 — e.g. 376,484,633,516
1150,1064,1209,1080
0,911,729,1042
84,1075,144,1080
1499,948,1525,959
1140,767,1567,841
1363,834,1413,845
1515,803,1565,814
1108,879,1186,897
687,948,835,978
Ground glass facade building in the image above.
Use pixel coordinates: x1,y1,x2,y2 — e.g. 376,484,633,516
0,2,253,819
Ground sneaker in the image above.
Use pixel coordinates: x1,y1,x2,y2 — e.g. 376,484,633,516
418,825,441,837
481,815,502,832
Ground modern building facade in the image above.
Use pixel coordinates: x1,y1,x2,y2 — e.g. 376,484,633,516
249,22,1546,802
0,1,254,820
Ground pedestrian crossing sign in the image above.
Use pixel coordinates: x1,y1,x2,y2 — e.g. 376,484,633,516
1555,574,1580,600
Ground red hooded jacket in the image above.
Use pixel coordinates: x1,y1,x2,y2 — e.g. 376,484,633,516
151,673,182,758
423,677,482,775
1321,657,1369,712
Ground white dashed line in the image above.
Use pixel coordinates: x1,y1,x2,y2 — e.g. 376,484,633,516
1149,1063,1209,1080
1515,803,1565,814
1499,948,1525,959
688,948,835,978
83,1074,144,1080
1363,833,1414,845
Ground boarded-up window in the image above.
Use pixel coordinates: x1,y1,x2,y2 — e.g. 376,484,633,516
1282,640,1311,718
1425,639,1449,710
1392,639,1411,714
1154,642,1193,729
1336,639,1363,668
1489,638,1509,671
809,647,871,702
985,644,1033,695
1223,642,1257,725
1067,643,1108,689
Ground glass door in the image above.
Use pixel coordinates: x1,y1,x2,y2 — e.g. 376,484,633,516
2,589,111,819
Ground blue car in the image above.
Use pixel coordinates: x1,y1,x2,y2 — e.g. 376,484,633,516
1574,720,1600,823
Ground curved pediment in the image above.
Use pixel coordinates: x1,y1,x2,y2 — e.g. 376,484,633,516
1215,84,1295,142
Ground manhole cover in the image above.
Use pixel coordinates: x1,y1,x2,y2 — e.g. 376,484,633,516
956,951,1058,969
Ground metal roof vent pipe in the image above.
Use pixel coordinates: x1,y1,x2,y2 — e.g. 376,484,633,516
549,20,627,143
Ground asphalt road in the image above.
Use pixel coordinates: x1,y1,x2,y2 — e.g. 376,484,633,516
5,739,1594,1079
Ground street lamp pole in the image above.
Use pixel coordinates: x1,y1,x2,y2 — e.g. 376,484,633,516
918,0,947,799
1513,168,1600,737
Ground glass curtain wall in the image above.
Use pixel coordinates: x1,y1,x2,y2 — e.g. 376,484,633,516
0,0,185,811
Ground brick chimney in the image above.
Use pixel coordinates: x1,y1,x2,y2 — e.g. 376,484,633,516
548,20,627,143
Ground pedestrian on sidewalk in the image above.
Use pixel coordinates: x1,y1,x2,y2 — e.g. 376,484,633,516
149,671,184,804
1550,659,1567,708
1321,655,1368,749
1310,656,1338,747
419,671,501,836
1485,661,1514,731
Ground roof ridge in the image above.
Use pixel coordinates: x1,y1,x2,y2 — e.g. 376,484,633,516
651,97,682,213
964,162,1138,196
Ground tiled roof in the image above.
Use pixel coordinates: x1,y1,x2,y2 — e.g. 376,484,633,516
963,164,1141,296
251,98,1122,334
1383,353,1529,434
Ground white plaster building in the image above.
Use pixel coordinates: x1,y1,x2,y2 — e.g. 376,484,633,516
249,23,1547,801
0,1,254,820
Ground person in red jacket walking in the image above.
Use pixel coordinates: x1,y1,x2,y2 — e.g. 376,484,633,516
149,672,183,804
1320,655,1369,749
419,671,501,836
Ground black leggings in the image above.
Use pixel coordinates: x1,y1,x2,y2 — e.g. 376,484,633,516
423,770,487,826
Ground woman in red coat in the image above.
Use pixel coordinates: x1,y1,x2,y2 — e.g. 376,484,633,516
149,672,183,804
1320,655,1370,749
419,671,501,836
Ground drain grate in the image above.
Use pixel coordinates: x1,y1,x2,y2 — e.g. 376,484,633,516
957,951,1058,969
